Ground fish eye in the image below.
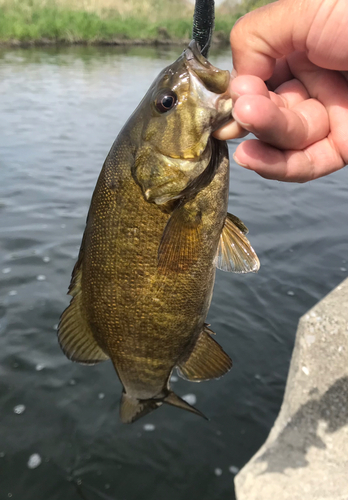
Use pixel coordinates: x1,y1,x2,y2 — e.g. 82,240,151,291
155,90,177,113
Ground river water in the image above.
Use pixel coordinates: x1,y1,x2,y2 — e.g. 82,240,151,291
0,45,347,500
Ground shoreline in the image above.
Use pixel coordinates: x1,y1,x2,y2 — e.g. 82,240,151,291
0,36,230,49
0,0,237,50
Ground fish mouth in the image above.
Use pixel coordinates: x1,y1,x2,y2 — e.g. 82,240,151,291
185,39,208,65
184,40,230,95
184,40,232,129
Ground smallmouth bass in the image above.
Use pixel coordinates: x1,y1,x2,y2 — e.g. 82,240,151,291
58,41,260,423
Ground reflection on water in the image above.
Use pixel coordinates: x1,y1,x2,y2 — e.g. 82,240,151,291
0,45,347,500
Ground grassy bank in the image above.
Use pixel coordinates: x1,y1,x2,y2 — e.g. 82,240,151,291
0,0,273,46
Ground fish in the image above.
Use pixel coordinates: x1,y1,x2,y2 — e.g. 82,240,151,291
57,40,260,424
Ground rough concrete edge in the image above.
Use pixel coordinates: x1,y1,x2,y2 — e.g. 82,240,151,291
234,276,348,498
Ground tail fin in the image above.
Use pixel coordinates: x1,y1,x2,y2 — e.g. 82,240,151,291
120,393,161,424
163,391,208,420
120,391,207,424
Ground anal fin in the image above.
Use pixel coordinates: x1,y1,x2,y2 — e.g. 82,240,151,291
177,325,232,382
58,267,109,365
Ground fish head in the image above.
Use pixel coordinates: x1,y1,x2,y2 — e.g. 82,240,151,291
133,40,232,205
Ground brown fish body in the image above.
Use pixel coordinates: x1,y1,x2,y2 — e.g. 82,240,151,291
83,136,229,400
58,42,259,422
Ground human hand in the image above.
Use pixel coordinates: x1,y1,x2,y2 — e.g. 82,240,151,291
214,0,348,182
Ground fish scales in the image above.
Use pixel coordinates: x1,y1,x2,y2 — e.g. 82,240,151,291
86,144,227,391
58,41,260,422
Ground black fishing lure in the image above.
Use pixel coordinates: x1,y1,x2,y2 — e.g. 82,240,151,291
192,0,215,57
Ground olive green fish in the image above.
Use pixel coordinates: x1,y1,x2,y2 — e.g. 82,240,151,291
58,41,260,423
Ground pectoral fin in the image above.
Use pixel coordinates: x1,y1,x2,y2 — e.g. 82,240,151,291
157,206,202,274
58,249,109,365
226,212,249,234
215,213,260,273
177,324,232,381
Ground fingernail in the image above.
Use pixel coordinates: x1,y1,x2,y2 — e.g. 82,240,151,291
232,108,251,129
230,90,241,102
233,153,249,168
231,68,238,78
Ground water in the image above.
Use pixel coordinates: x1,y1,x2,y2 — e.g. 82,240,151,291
0,45,347,500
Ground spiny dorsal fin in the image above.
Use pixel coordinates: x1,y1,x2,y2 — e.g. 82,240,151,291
215,214,260,273
163,391,208,420
58,259,109,365
157,206,202,274
177,325,232,382
120,393,161,424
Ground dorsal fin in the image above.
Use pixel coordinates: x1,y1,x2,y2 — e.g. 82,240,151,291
58,233,109,365
177,324,232,381
215,213,260,273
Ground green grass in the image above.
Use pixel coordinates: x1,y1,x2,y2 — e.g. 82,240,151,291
0,9,191,42
0,0,272,44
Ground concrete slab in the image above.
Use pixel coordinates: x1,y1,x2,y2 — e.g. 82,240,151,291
235,277,348,500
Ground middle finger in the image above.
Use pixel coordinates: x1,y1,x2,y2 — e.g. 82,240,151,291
233,94,329,150
271,78,310,108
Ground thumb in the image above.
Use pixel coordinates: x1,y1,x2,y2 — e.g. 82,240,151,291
230,0,316,80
